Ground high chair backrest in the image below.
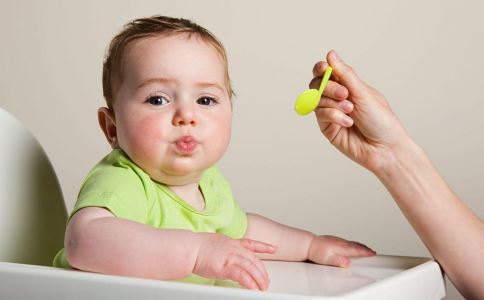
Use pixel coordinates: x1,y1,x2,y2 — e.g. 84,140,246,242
0,107,67,266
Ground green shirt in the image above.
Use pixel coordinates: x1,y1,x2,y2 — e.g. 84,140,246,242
53,149,247,285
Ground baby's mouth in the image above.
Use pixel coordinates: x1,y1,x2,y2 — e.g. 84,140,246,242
174,135,198,154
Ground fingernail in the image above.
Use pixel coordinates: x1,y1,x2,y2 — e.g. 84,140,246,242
331,50,342,62
320,61,328,73
340,100,353,113
343,115,353,126
337,87,349,99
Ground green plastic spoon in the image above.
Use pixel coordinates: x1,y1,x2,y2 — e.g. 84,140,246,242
294,66,333,115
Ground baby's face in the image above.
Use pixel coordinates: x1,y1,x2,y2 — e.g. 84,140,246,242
112,34,232,185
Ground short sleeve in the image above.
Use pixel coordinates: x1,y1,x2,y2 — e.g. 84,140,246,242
69,158,149,225
217,199,247,239
206,167,247,239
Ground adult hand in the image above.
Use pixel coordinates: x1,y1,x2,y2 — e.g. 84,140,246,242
193,233,276,290
310,50,413,174
311,51,484,299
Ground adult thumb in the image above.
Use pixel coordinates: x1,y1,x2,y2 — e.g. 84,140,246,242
327,50,367,98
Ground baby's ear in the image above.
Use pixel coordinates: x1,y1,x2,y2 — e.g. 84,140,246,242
98,107,118,148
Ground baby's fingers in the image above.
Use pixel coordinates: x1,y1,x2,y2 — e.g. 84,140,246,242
344,241,377,257
323,242,376,268
225,265,260,290
324,253,352,268
225,258,269,291
240,238,277,254
241,256,270,290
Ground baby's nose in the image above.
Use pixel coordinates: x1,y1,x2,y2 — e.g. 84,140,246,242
172,104,197,126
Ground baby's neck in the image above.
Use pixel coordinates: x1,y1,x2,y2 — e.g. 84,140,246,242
168,182,205,211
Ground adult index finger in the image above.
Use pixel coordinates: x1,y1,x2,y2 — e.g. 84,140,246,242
309,77,349,101
326,50,368,99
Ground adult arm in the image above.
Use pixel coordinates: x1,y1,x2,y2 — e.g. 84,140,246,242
310,50,484,299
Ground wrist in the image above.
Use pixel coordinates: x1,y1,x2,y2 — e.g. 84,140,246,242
306,234,317,262
373,136,427,182
191,232,210,274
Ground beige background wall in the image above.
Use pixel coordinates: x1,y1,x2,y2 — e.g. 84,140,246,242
1,1,483,299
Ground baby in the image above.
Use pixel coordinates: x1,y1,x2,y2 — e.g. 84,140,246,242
53,16,375,290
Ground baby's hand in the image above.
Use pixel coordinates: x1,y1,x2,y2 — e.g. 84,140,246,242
308,235,376,267
193,233,277,290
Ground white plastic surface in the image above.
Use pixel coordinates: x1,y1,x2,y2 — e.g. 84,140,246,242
0,107,445,298
0,255,445,299
0,107,67,265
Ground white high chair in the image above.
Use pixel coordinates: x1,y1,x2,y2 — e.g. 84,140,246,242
0,107,67,266
0,106,446,299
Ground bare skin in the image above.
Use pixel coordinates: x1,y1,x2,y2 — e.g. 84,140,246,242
64,35,375,291
310,50,484,299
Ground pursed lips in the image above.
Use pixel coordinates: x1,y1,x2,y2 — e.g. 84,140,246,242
174,135,198,154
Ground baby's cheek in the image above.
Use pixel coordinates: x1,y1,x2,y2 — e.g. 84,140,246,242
128,115,168,156
212,118,232,153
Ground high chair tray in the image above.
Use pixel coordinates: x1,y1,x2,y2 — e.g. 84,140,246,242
0,254,445,299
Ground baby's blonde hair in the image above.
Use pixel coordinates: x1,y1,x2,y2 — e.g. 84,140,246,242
102,15,233,109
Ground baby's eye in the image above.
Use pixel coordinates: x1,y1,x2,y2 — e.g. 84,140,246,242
146,95,169,106
197,97,217,106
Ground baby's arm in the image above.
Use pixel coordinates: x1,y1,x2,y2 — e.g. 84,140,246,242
245,213,375,267
65,207,275,290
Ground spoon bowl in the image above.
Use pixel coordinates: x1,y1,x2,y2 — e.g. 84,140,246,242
295,89,321,115
294,66,333,116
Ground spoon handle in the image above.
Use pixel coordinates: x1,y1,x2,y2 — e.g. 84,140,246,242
318,66,333,96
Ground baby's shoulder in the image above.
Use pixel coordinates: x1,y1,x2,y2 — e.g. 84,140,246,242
81,149,150,191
